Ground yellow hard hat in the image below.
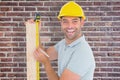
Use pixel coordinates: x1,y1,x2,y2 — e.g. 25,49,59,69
58,1,86,20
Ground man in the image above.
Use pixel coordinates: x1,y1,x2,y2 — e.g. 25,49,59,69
27,1,95,80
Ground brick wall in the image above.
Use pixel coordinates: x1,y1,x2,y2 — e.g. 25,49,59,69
0,0,120,80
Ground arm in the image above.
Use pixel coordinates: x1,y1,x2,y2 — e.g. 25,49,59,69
46,46,58,60
34,47,81,80
60,69,80,80
44,60,80,80
33,47,59,80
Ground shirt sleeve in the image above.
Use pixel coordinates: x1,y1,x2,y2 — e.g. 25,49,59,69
66,43,95,77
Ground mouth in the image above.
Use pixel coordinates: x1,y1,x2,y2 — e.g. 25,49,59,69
66,29,75,35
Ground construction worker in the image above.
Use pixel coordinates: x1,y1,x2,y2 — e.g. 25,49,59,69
26,1,95,80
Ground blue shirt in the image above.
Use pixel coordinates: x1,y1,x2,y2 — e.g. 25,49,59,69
54,35,95,80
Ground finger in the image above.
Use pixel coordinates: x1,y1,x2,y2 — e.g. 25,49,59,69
35,47,44,58
33,50,40,61
29,19,34,23
33,50,38,59
26,19,34,23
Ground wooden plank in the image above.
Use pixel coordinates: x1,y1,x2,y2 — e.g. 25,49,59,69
26,23,37,80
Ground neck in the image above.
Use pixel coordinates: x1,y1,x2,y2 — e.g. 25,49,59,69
65,33,83,45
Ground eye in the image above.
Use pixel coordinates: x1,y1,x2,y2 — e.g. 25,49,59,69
73,20,78,22
72,20,79,24
62,20,68,24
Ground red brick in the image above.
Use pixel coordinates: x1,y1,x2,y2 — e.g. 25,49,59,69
112,22,120,26
13,18,23,21
13,58,24,62
94,52,106,57
19,42,26,47
7,53,26,57
13,28,25,31
100,68,112,72
83,27,96,31
0,12,5,16
0,2,18,6
44,22,60,26
0,43,18,47
113,68,120,72
112,2,120,5
0,73,6,77
100,48,112,51
78,2,93,6
94,72,107,77
94,22,105,26
88,17,101,21
50,6,61,11
49,27,61,31
84,7,99,11
5,33,25,37
51,38,62,41
0,68,11,72
7,12,30,16
8,73,26,77
0,63,17,67
0,48,11,51
101,17,112,21
94,43,107,46
12,38,24,41
113,58,120,61
0,7,11,11
108,53,120,57
100,7,112,11
94,2,106,6
19,2,43,6
108,73,120,77
44,2,64,6
0,23,18,26
25,7,36,11
13,68,24,72
0,53,5,57
0,32,3,36
0,18,11,21
19,63,26,67
86,12,105,16
113,7,120,11
113,17,120,21
107,12,120,16
1,58,12,62
13,7,24,11
37,7,49,11
113,48,120,51
84,22,93,26
13,48,24,52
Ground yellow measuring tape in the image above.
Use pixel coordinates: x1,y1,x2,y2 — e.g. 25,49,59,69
35,13,40,80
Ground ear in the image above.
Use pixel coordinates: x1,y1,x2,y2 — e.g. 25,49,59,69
80,19,85,28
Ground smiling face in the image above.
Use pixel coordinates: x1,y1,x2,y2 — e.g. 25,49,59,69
61,16,84,43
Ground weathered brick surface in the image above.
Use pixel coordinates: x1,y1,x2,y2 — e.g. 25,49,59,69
0,0,120,80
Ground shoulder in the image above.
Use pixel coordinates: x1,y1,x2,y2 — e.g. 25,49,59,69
54,39,65,50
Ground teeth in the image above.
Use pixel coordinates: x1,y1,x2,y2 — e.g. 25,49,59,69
67,29,74,32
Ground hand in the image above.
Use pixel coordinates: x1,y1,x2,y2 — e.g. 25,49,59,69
25,19,35,25
33,47,49,65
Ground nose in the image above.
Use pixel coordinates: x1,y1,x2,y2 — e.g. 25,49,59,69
67,22,74,28
68,26,72,29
